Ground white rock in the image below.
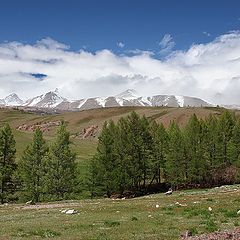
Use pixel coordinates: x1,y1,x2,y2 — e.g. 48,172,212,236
156,204,160,208
65,209,78,215
208,207,212,211
165,189,173,195
25,200,33,205
237,210,240,215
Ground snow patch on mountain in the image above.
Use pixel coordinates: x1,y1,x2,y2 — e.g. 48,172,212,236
140,96,152,106
115,97,124,106
96,97,106,107
78,99,87,108
175,96,184,107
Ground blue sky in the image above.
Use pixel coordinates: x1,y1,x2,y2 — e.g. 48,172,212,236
1,0,240,53
0,0,240,104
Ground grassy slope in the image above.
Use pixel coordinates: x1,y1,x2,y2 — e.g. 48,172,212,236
0,185,239,239
0,106,237,182
0,107,240,239
0,106,231,161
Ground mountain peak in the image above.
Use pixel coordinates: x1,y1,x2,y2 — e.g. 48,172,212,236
24,90,67,108
4,93,23,106
116,89,139,99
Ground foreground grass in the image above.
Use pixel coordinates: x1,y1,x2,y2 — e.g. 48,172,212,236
0,185,239,240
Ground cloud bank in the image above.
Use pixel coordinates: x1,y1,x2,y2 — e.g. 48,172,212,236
1,32,240,104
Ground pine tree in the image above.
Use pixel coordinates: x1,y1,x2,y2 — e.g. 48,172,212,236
45,122,77,199
185,114,207,184
205,114,218,171
216,111,236,167
227,119,240,166
19,128,48,202
165,122,185,188
115,117,132,194
0,124,16,204
92,120,119,196
126,112,149,190
139,115,153,189
150,121,168,185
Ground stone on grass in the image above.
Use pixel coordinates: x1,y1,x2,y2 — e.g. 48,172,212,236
63,209,78,215
165,188,173,195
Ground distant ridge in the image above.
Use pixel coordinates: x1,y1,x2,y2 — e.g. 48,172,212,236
0,89,213,111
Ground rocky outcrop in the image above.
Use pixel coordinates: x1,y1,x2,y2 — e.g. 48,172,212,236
17,121,61,132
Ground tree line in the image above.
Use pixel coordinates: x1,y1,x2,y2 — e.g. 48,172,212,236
90,111,240,197
0,110,240,203
0,122,76,204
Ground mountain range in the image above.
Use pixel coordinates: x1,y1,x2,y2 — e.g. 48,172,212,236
0,89,213,111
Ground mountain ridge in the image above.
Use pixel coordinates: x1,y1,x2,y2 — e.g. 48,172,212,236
0,89,213,110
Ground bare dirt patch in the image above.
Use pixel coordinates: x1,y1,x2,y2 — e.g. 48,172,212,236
183,227,240,240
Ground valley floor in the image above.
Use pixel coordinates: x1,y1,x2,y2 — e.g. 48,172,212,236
0,185,239,240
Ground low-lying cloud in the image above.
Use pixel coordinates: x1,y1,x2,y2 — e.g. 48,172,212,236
1,31,240,104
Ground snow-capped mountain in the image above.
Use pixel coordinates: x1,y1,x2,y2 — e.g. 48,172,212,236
1,93,24,106
24,89,67,108
56,89,212,111
0,89,213,110
115,89,139,100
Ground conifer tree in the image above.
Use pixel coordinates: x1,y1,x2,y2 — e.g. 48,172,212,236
115,117,132,193
19,128,48,202
126,112,149,190
93,120,119,196
0,124,16,204
45,122,76,199
185,114,207,183
205,114,218,171
216,111,236,167
139,115,153,189
227,119,240,166
150,121,168,184
165,122,185,187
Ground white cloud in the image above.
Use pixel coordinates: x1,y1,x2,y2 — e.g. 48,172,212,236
117,42,125,48
203,31,211,37
0,33,240,104
158,34,175,55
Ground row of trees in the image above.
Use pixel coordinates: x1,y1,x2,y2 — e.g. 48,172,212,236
0,122,76,204
90,111,240,197
1,110,240,203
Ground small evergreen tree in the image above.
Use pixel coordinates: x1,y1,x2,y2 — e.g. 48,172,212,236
0,124,16,204
19,128,48,202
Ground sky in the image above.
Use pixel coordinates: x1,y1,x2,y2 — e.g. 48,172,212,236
0,0,240,104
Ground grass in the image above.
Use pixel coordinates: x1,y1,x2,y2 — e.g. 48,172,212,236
0,185,239,239
0,107,239,239
0,106,225,160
